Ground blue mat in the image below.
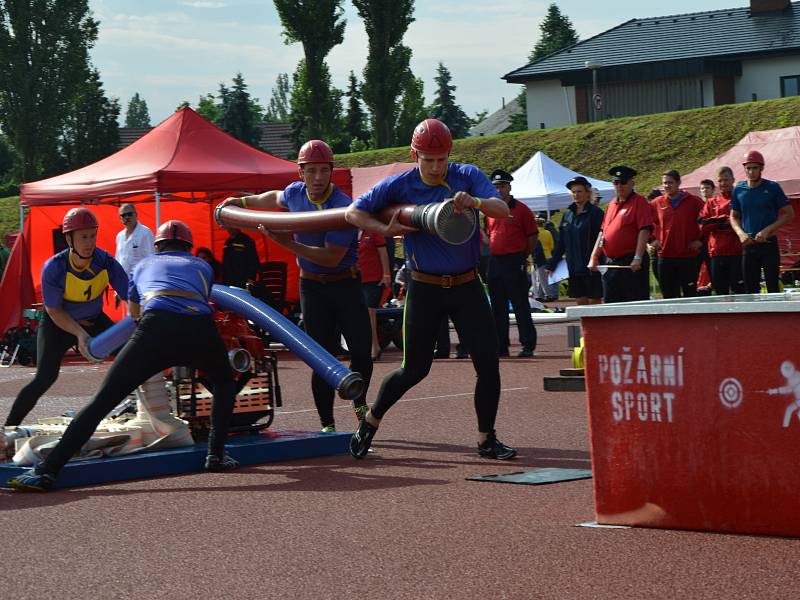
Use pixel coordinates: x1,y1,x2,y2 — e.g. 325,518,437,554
0,429,350,490
466,468,592,485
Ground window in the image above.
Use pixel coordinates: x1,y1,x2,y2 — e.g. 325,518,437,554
780,75,800,97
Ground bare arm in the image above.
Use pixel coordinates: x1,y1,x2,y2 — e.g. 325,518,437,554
45,305,91,360
220,190,284,210
377,244,392,286
629,228,651,272
729,209,753,246
452,192,509,219
264,231,348,269
756,205,795,242
345,205,417,238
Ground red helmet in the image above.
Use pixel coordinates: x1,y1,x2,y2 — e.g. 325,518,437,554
742,150,765,166
411,118,452,154
297,140,334,165
62,207,99,234
155,220,193,247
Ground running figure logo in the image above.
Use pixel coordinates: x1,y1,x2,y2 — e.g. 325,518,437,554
768,361,800,428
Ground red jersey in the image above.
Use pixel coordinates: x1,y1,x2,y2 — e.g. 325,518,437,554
650,192,704,258
601,192,653,259
357,230,387,282
699,193,743,257
486,198,538,255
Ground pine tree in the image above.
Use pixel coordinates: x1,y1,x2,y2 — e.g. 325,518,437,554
529,4,579,62
218,73,263,147
124,92,151,127
195,93,222,123
344,71,369,148
352,1,415,149
428,63,471,139
289,59,344,153
265,73,291,122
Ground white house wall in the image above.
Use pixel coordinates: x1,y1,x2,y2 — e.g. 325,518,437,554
526,80,576,129
736,55,800,102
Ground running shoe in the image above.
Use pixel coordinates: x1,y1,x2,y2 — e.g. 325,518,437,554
321,425,337,433
8,469,55,492
204,453,240,472
477,431,517,460
350,417,378,459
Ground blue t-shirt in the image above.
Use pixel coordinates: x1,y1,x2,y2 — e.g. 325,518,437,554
130,251,213,315
41,248,128,321
730,179,789,237
281,182,359,274
354,163,497,274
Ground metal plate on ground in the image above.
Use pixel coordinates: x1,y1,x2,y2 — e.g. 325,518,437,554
466,467,592,485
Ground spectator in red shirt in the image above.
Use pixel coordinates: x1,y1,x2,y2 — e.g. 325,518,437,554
699,166,745,294
358,230,392,360
588,166,653,303
649,170,705,298
485,169,538,358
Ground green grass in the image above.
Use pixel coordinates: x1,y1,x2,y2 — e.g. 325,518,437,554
336,96,800,194
0,195,20,242
2,95,799,240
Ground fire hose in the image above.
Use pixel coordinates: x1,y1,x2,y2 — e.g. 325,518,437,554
214,199,478,245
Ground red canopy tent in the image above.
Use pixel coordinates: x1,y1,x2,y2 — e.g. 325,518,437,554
682,126,800,273
0,108,352,334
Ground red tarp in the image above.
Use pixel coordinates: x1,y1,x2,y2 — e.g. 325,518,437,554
0,228,35,336
1,108,354,332
682,126,800,271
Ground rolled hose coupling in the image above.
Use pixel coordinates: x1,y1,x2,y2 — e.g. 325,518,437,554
410,199,477,245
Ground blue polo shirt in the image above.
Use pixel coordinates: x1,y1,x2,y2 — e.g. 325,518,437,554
354,163,497,274
41,248,128,321
730,179,789,237
130,251,213,315
281,182,358,274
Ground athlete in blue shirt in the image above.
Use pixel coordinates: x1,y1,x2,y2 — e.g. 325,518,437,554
10,220,239,491
4,207,128,427
220,140,372,432
730,150,794,293
345,118,517,461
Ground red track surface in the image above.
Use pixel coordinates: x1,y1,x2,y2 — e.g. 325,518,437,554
2,315,799,599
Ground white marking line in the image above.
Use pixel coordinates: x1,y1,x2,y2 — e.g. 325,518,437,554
276,386,530,416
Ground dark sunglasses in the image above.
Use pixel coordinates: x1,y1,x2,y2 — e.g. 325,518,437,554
120,211,134,218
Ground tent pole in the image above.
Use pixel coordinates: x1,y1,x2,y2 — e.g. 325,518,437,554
155,192,161,228
19,204,24,232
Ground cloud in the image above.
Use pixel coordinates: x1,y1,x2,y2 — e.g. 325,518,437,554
180,1,227,7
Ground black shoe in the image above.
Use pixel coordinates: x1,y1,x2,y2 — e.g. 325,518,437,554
498,350,509,357
478,431,517,460
433,352,449,359
517,349,534,358
205,453,240,472
8,468,55,492
350,417,378,459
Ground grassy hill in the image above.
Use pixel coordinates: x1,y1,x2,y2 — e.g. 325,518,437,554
336,96,800,194
1,95,799,241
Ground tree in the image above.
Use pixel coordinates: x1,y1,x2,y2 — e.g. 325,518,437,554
218,73,263,147
124,92,151,127
505,87,528,132
58,68,120,171
428,63,471,139
274,0,346,141
352,0,415,149
265,73,291,122
394,73,425,146
344,71,369,148
529,3,578,62
289,59,344,152
195,93,222,123
0,1,99,180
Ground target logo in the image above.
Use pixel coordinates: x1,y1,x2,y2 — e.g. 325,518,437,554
719,377,744,409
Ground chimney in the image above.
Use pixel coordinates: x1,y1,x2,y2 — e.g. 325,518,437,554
750,0,790,14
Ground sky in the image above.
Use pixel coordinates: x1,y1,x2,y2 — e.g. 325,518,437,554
89,0,749,126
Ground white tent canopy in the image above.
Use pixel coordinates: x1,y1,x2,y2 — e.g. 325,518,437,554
510,151,615,213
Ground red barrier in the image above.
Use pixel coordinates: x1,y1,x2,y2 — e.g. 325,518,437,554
572,295,800,537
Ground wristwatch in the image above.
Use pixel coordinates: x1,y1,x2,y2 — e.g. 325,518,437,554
633,255,642,260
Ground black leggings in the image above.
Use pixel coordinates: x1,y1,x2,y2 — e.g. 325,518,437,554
5,312,115,427
371,277,501,433
743,238,780,293
300,277,373,428
710,255,745,295
657,256,698,299
39,310,236,476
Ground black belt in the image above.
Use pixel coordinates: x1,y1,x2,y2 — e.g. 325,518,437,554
300,267,359,283
410,269,477,288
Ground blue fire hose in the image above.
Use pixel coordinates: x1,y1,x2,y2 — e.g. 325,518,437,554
87,316,136,361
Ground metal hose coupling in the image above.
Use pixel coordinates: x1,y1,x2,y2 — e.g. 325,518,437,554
227,347,252,373
409,199,477,245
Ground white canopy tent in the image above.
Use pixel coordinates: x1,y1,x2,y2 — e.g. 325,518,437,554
510,151,615,213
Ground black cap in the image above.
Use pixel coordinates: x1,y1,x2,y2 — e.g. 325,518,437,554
566,176,591,190
490,169,513,185
609,165,637,183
